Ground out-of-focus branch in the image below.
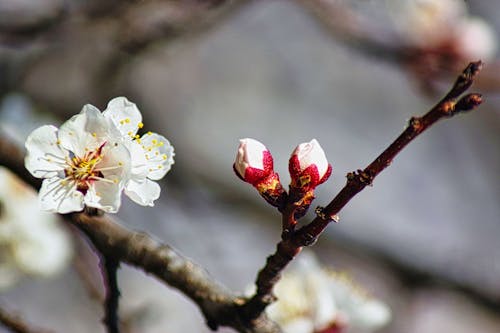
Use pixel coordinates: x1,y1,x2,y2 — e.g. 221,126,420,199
296,0,402,61
0,138,280,332
296,0,500,95
67,212,281,333
0,0,251,116
0,306,52,333
242,61,484,319
101,255,121,333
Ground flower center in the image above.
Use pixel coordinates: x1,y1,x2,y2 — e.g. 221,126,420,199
64,143,106,193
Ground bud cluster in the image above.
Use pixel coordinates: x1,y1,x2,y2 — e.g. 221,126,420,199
233,138,332,220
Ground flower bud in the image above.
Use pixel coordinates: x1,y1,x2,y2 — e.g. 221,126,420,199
234,138,274,186
234,138,286,209
289,139,332,192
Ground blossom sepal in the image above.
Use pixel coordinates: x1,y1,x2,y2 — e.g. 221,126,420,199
255,172,287,209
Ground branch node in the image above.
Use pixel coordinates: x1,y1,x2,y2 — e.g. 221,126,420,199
409,116,423,132
347,169,373,186
301,232,318,246
315,206,339,223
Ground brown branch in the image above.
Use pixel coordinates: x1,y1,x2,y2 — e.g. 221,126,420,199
0,306,53,333
0,62,484,332
101,255,121,333
241,61,484,319
0,138,280,332
66,212,280,333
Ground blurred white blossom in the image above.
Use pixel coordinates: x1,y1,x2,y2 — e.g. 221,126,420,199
267,251,391,333
0,167,72,290
24,97,174,213
388,0,497,60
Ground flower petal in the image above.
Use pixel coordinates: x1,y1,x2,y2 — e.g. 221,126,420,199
140,132,175,180
25,125,68,179
124,178,161,206
39,177,84,213
350,299,391,329
58,104,106,156
128,140,148,180
97,141,132,180
102,97,143,138
84,179,123,213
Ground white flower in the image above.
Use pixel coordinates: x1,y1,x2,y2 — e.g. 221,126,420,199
25,104,131,213
267,251,391,333
102,97,175,206
0,167,72,290
25,97,175,213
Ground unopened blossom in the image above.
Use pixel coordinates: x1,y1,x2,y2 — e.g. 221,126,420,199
0,167,72,290
289,139,332,193
234,138,286,208
267,252,391,333
25,105,131,213
102,97,175,206
234,138,274,186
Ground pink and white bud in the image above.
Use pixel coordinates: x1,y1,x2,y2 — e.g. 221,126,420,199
289,139,332,192
234,138,286,209
234,138,274,186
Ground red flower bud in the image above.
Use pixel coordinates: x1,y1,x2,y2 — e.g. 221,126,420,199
234,138,274,186
234,138,286,209
289,139,332,192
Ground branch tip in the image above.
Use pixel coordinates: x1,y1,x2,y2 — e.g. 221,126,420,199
447,60,483,99
465,60,484,78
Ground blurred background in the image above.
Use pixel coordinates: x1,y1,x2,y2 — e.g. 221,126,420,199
0,0,499,332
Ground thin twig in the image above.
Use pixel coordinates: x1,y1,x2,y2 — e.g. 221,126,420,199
242,61,484,319
101,255,121,333
0,306,52,333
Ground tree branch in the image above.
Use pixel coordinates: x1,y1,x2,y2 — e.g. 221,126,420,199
0,137,279,332
241,61,484,319
0,62,484,332
66,212,280,333
101,255,121,333
0,306,53,333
